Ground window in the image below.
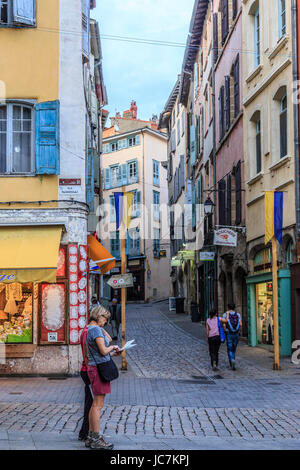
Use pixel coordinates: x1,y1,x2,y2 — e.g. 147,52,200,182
221,0,229,44
110,195,116,222
82,0,90,57
219,85,225,141
110,231,120,258
128,160,138,184
254,7,260,67
279,0,286,38
0,103,34,174
235,161,242,225
153,159,160,186
110,165,119,187
286,240,293,266
218,179,226,225
153,228,160,256
225,76,230,132
256,118,262,173
153,191,160,220
0,282,34,344
111,141,118,152
181,112,185,136
232,0,238,21
233,55,240,117
0,0,36,27
177,120,180,145
280,94,287,158
127,229,140,256
128,135,140,147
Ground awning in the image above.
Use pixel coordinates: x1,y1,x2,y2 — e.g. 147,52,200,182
87,235,116,274
0,226,62,283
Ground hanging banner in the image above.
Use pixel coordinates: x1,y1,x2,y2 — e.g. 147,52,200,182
214,228,237,247
68,244,79,345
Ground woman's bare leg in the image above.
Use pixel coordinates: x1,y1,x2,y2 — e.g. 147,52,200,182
89,394,105,433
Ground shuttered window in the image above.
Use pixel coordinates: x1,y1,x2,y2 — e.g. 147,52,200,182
153,191,160,220
256,118,262,174
219,86,225,142
232,0,238,20
0,0,36,26
213,13,219,64
234,55,240,117
235,161,242,225
35,100,60,175
227,174,232,226
153,159,160,186
86,149,95,211
254,8,260,67
280,94,287,159
218,179,226,226
221,0,229,44
82,0,90,58
225,76,230,132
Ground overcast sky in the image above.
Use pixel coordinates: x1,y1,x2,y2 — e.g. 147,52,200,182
91,0,195,122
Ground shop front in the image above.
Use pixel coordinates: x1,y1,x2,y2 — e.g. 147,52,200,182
246,249,292,356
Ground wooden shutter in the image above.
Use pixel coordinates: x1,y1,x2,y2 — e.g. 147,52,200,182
235,161,242,225
221,0,229,44
192,184,196,230
227,174,232,226
225,76,230,131
171,129,176,152
234,55,240,117
180,155,185,190
121,163,127,186
190,125,196,165
13,0,36,26
86,149,94,211
256,120,262,173
35,100,60,175
219,87,225,142
218,179,226,225
82,0,90,58
105,168,111,189
213,13,219,64
280,106,287,158
232,0,238,20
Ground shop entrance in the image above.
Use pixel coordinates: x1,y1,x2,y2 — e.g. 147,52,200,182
256,282,273,345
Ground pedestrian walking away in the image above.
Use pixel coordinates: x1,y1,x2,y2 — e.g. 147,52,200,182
206,309,222,371
109,298,121,340
78,323,93,442
85,306,121,450
222,303,242,371
90,295,100,312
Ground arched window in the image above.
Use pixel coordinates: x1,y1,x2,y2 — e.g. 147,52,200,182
280,93,287,158
249,110,262,177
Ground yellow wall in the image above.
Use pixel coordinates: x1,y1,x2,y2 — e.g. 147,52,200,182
0,0,59,102
0,0,60,208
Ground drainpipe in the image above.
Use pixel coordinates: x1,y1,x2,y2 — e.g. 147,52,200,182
292,0,300,259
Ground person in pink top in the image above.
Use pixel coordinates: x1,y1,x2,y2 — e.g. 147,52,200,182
78,324,93,441
206,309,222,371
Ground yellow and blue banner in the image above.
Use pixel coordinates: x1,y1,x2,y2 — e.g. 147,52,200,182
114,192,134,230
265,191,283,245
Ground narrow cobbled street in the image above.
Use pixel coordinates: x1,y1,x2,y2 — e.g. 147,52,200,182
0,302,300,450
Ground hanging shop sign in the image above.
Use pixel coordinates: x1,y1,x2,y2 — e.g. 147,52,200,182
177,250,196,261
171,258,181,267
200,252,215,261
107,273,134,289
214,228,237,247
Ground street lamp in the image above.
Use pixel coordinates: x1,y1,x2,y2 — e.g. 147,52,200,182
204,196,214,216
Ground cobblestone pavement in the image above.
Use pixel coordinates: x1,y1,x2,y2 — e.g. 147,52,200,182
0,302,300,450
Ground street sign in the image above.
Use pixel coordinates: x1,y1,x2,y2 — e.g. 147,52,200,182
106,273,134,289
214,228,237,247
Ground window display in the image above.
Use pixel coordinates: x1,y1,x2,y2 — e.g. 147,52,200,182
256,282,274,345
0,282,33,343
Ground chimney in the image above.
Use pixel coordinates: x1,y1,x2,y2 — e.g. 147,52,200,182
130,101,137,119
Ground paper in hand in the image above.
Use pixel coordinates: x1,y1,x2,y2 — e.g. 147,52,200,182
119,339,137,351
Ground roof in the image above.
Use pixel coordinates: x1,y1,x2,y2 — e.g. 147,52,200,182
158,76,181,130
180,0,209,106
102,126,167,143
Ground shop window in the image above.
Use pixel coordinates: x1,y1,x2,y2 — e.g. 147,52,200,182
253,248,272,273
256,282,273,345
0,282,33,344
40,283,67,344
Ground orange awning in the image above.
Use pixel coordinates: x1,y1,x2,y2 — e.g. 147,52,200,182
87,235,116,275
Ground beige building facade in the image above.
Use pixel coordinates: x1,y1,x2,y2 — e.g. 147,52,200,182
101,120,170,302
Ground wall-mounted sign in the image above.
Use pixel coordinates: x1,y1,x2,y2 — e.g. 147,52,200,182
200,252,215,261
171,258,181,267
177,250,195,260
214,229,237,247
59,178,82,196
48,332,58,342
107,273,134,289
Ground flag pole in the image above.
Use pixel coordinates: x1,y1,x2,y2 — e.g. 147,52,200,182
272,236,280,371
120,189,128,371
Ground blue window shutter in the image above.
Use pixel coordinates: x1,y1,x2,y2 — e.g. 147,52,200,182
13,0,36,26
118,165,122,187
35,100,60,175
110,196,116,222
82,0,90,58
190,125,196,166
86,149,94,212
136,191,141,217
105,168,111,189
121,163,127,186
135,160,139,183
102,169,105,190
136,135,141,145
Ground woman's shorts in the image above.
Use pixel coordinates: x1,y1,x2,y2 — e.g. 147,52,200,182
87,365,111,396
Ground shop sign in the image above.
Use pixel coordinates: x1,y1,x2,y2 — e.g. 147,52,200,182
107,274,134,289
0,274,16,282
200,252,215,261
214,229,237,247
171,258,181,267
177,250,195,260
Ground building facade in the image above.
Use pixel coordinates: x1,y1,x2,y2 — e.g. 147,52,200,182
243,0,295,354
0,0,107,375
101,106,170,303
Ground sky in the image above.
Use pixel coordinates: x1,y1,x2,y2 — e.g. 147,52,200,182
91,0,195,123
